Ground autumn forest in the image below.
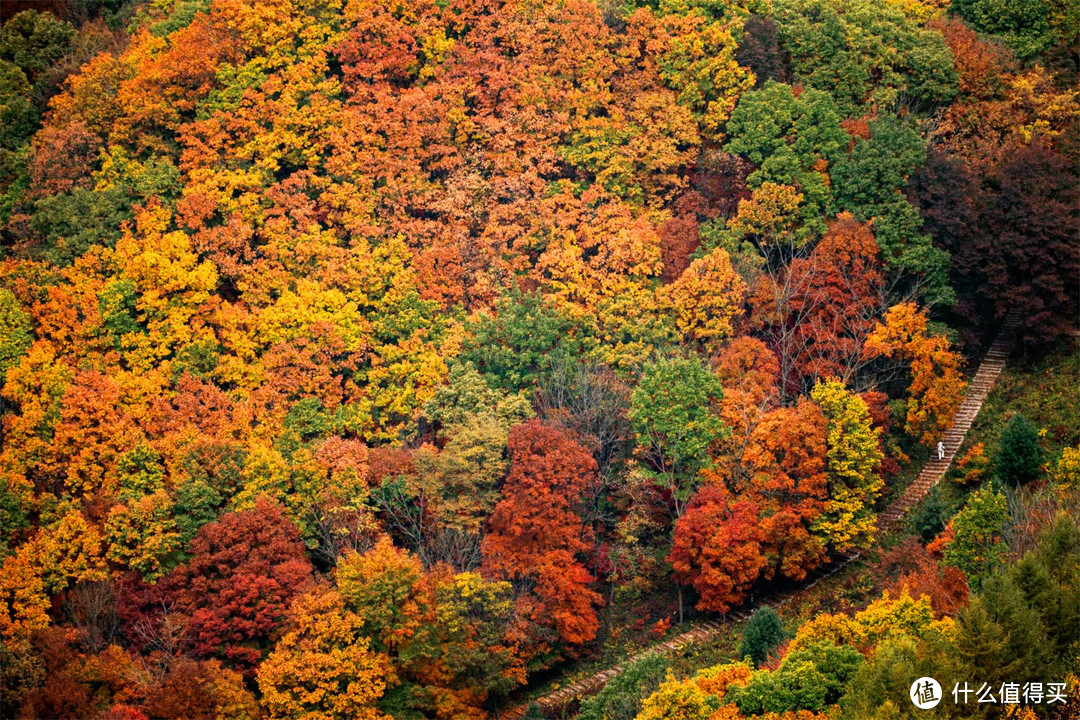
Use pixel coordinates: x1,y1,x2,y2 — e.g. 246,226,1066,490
0,0,1077,718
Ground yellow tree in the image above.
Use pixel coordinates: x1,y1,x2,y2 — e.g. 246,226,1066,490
658,10,755,141
336,537,427,656
788,588,954,654
0,550,50,641
1053,446,1079,489
634,670,720,720
30,509,107,594
258,586,394,720
113,202,219,374
663,247,746,351
810,379,883,554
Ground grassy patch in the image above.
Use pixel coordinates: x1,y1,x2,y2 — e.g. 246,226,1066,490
959,337,1079,467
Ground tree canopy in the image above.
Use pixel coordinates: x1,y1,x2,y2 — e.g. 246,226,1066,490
0,0,1075,716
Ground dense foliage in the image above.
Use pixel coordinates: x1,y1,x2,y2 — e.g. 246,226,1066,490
0,0,1076,717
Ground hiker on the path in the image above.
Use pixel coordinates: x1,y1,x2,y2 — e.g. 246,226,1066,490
937,441,945,460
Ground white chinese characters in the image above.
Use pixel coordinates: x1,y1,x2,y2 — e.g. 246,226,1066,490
950,681,1068,705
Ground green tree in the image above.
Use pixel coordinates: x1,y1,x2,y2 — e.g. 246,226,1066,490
423,361,533,434
174,476,224,545
460,291,587,394
115,441,166,503
953,577,1053,693
629,357,728,521
783,641,864,705
25,155,180,266
630,356,727,623
951,0,1062,59
283,398,331,441
733,641,863,715
739,607,786,666
104,490,182,581
0,60,36,224
840,632,949,720
942,486,1009,590
771,0,957,115
1006,517,1080,666
910,486,953,543
0,289,32,378
833,117,952,305
724,81,848,239
98,279,144,351
995,414,1041,486
0,61,37,151
0,10,76,85
729,659,829,715
0,9,73,213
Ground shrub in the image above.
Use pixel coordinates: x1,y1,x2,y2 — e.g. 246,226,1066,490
995,414,1041,485
739,606,786,666
728,660,828,715
578,652,671,720
954,443,989,486
910,486,949,542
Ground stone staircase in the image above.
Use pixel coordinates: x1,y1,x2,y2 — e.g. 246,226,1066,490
878,311,1020,527
498,315,1020,720
500,618,729,718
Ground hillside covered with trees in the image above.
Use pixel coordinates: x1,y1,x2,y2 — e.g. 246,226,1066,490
0,0,1076,718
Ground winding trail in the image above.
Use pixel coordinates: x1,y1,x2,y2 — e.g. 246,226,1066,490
499,313,1021,719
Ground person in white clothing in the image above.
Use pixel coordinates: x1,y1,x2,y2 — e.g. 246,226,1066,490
936,441,945,460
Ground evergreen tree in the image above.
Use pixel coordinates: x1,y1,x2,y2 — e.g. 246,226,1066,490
995,414,1041,486
1008,517,1080,666
953,576,1053,692
740,607,787,666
